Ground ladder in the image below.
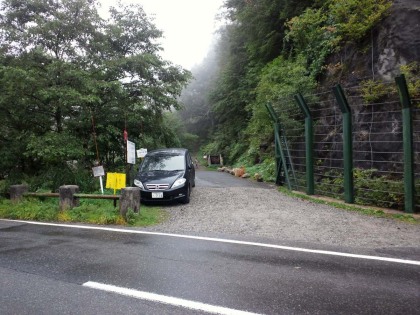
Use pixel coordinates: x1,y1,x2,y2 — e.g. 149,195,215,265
265,103,296,190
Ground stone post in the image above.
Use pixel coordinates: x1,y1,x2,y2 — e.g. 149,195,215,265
119,187,141,219
9,184,29,201
59,185,79,211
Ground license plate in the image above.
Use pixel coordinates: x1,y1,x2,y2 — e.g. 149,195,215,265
152,192,163,199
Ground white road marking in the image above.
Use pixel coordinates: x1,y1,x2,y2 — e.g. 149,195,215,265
2,219,420,266
83,281,262,315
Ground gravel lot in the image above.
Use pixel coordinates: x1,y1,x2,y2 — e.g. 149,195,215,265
145,171,420,251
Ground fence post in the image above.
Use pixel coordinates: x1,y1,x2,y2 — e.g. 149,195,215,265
265,103,281,186
294,94,314,195
395,74,415,213
333,84,354,203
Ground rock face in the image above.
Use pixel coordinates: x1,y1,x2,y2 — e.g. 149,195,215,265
314,0,420,172
375,0,420,80
324,0,420,83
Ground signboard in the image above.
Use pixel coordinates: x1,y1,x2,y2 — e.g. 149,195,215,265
127,140,136,164
92,165,105,178
106,172,126,194
92,165,105,194
137,148,147,158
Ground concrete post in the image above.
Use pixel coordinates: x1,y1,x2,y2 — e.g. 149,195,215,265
119,187,141,219
59,185,79,210
9,184,29,201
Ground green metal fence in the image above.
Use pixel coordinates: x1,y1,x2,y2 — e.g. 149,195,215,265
267,75,419,213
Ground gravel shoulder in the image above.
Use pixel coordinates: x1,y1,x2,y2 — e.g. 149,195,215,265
144,171,420,251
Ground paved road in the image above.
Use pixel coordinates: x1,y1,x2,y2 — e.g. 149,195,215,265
195,170,273,189
1,171,419,314
1,220,419,315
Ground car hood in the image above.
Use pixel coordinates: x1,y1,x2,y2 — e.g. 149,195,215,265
136,170,184,185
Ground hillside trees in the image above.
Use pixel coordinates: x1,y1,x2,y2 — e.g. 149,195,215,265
180,0,393,169
0,0,190,190
199,0,313,163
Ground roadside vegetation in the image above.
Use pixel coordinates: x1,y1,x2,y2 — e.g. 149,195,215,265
278,187,419,224
0,195,167,227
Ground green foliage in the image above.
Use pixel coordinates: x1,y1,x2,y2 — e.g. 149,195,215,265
0,180,7,197
316,170,345,198
0,198,58,221
0,0,191,190
64,201,121,225
285,0,392,77
316,168,419,211
125,208,137,225
0,197,165,226
278,187,419,224
37,165,96,192
328,0,392,42
180,132,200,152
400,62,420,100
353,168,406,209
360,80,394,103
236,157,276,183
361,62,420,104
224,0,313,63
26,132,86,164
244,55,316,164
285,8,338,76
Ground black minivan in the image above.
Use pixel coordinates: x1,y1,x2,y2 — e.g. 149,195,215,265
134,148,195,203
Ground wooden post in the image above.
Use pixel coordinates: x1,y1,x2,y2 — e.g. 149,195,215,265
59,185,79,211
119,187,141,219
9,184,29,201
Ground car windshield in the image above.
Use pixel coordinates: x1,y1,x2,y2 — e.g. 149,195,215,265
140,154,185,172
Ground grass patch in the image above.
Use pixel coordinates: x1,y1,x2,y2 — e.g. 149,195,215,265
278,187,420,224
0,197,166,227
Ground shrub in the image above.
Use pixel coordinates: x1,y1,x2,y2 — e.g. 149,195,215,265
360,80,395,103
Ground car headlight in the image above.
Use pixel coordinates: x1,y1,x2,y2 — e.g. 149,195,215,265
134,179,144,189
171,178,186,189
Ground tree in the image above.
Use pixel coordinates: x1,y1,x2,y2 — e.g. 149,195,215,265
201,0,313,163
0,0,191,190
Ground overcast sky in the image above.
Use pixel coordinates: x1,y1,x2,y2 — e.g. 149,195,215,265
99,0,225,70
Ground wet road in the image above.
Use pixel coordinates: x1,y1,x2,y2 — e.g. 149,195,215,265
194,170,272,189
1,220,419,315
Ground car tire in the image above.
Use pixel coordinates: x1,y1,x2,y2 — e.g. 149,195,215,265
181,184,191,204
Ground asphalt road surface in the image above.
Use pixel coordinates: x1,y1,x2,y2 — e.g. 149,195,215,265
194,170,273,189
1,170,419,314
1,219,419,315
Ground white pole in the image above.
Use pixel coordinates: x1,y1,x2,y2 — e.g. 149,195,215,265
99,176,104,194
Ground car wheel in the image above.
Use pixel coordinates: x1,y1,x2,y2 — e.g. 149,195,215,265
181,184,190,204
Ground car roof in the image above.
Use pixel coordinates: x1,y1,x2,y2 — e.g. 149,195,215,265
146,148,188,156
